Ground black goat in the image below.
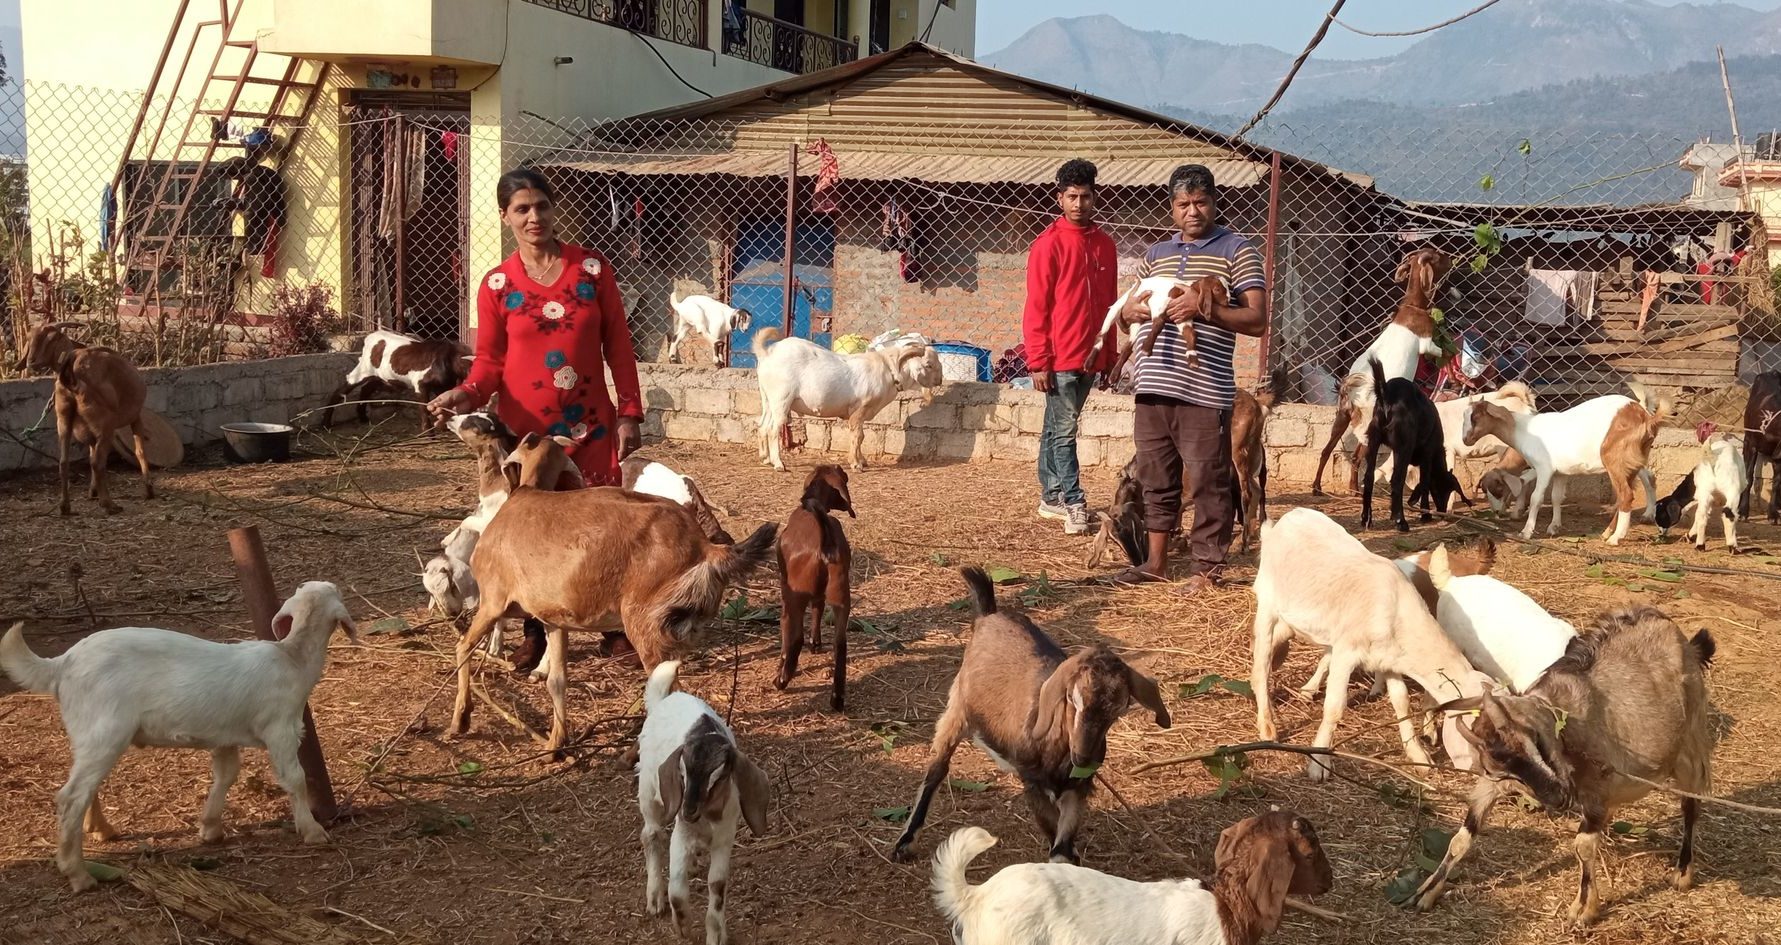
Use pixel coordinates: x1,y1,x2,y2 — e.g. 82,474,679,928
1654,474,1696,536
1360,357,1469,532
1741,371,1781,522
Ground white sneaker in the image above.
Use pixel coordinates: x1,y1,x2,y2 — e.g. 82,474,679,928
1064,504,1090,535
1037,499,1068,521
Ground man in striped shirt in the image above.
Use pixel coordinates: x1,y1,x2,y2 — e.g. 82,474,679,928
1111,164,1268,594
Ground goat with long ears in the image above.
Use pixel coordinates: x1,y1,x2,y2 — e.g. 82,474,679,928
774,464,855,709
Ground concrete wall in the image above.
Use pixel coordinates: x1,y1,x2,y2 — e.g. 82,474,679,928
634,363,1717,501
0,353,356,472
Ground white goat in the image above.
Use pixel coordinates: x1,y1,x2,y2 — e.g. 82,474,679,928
931,811,1333,945
1251,508,1489,781
637,660,770,945
667,292,752,368
1420,543,1576,692
1461,385,1667,543
1683,432,1747,552
0,582,359,891
752,327,932,471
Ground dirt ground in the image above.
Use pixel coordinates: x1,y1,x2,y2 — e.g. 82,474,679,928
2,421,1778,945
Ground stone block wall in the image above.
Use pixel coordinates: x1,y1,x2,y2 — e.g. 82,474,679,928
1,352,356,472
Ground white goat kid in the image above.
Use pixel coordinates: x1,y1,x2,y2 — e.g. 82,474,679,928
667,292,752,368
1687,432,1747,551
637,660,770,945
0,582,359,891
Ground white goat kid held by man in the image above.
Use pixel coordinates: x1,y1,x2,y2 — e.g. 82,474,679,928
636,660,770,945
752,327,933,471
0,582,359,892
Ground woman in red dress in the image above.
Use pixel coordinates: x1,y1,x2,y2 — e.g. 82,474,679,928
427,168,642,481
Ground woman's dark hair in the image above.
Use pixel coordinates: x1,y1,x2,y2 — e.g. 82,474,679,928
496,167,555,211
1169,164,1217,200
1055,158,1098,192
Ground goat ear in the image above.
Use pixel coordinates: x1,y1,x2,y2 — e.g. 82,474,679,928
1393,255,1413,284
337,609,362,645
553,460,584,492
502,457,522,493
272,613,295,641
1030,659,1077,744
1214,818,1248,870
733,752,771,836
657,747,686,822
1198,276,1227,317
1242,830,1297,936
1125,666,1171,728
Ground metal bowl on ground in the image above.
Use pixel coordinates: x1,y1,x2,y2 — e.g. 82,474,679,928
220,422,294,464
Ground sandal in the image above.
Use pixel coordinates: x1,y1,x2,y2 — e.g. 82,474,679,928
1108,567,1167,587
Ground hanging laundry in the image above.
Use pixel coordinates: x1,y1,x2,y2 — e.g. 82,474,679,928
1568,270,1598,324
98,184,115,253
880,196,912,252
629,195,644,260
404,125,427,222
805,138,840,214
722,0,744,47
610,183,622,229
1524,268,1576,325
441,130,459,162
1637,269,1661,331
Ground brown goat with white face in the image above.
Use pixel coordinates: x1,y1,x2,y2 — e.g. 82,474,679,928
15,321,153,516
454,433,776,756
891,567,1171,865
774,464,854,710
1414,606,1716,927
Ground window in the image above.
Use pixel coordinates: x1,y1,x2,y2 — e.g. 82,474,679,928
119,160,231,245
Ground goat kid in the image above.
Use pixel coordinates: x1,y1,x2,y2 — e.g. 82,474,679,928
932,811,1332,945
322,329,472,431
891,567,1170,864
667,291,752,369
637,660,770,945
753,327,930,471
1440,382,1537,491
1462,383,1666,543
1252,508,1489,781
622,454,736,544
1360,357,1470,532
1085,275,1227,382
1415,608,1715,927
1654,426,1746,552
775,464,854,710
16,321,156,516
0,582,359,891
1311,247,1453,495
1739,370,1781,521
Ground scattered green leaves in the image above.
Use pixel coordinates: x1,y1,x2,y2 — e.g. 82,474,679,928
1385,868,1425,906
1473,223,1504,254
986,565,1023,585
946,596,972,612
1387,827,1453,906
1179,674,1252,698
1479,174,1495,192
1201,751,1250,800
457,760,484,777
870,721,909,754
1639,569,1684,584
1470,253,1490,275
1514,793,1544,813
1584,563,1605,579
720,594,750,620
1414,828,1454,873
872,806,911,823
1017,571,1060,606
1674,588,1692,600
1518,138,1533,156
365,616,409,636
852,619,905,653
948,778,990,793
1069,763,1101,780
85,861,125,883
1611,820,1650,837
930,552,950,566
1552,707,1568,737
187,856,223,871
452,814,475,830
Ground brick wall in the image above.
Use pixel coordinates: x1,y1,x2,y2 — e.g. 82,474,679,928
0,353,356,473
638,362,1708,504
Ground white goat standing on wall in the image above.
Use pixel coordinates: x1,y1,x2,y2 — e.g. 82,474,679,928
0,582,359,891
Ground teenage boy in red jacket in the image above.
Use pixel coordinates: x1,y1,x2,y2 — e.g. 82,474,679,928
1022,159,1119,535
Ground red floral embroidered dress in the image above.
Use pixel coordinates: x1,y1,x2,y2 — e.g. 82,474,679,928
458,244,642,485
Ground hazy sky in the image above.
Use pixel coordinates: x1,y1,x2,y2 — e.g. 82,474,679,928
975,0,1781,58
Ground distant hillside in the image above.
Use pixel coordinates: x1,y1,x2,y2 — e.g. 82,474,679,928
1158,55,1781,205
982,1,1781,115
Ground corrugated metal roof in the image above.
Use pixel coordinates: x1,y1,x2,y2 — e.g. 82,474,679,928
549,152,1268,188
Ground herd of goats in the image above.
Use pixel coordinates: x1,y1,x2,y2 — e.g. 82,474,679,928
5,242,1781,943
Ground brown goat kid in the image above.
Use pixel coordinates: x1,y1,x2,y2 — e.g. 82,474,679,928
16,322,153,515
891,567,1171,865
1229,388,1273,553
1415,607,1716,927
454,434,776,756
775,464,854,711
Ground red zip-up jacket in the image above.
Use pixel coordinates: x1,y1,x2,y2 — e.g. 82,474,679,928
1022,217,1119,375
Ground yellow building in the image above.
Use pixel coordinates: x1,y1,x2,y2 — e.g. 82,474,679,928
20,0,976,338
1719,152,1781,255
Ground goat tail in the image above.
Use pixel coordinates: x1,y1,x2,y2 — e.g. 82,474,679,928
1340,369,1375,411
931,826,997,928
1368,356,1387,399
0,623,59,694
669,289,683,308
1427,543,1455,590
1688,628,1717,669
959,567,997,617
658,523,779,638
645,659,681,710
752,326,784,359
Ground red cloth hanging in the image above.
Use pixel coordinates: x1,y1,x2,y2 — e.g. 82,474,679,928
441,131,459,161
805,138,841,214
259,217,281,279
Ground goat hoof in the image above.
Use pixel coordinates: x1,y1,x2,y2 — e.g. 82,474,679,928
299,825,330,845
830,695,845,712
890,843,915,863
58,504,73,516
1672,867,1695,891
1305,756,1333,783
647,886,668,916
66,869,99,894
1397,521,1411,533
199,823,225,843
772,672,791,690
100,503,122,515
1695,543,1708,552
1567,898,1600,928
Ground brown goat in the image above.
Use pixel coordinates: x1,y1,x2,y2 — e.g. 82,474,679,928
1229,388,1273,553
1137,274,1227,365
454,433,776,755
891,567,1170,865
1311,247,1452,496
774,464,854,711
1211,812,1336,945
16,321,153,516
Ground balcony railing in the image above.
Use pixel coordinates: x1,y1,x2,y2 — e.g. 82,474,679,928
723,8,857,76
525,0,708,50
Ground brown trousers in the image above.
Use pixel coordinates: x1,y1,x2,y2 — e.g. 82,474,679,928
1133,395,1233,574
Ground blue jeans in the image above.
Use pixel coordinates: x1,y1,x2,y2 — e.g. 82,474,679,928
1038,370,1094,507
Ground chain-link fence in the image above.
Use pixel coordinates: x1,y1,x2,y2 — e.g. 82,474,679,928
5,76,1776,415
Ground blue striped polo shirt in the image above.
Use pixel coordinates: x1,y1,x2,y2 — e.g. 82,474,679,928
1131,226,1266,410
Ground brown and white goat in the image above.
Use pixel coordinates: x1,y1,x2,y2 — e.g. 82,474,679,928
1415,607,1715,927
891,567,1171,865
454,433,776,755
774,464,853,711
321,329,473,430
1311,247,1452,495
15,321,154,516
1739,369,1781,522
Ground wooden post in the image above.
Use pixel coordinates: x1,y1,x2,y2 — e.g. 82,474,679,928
227,525,338,822
1258,151,1283,384
783,141,799,333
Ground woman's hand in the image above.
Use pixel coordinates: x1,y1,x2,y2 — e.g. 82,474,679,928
426,388,472,430
616,416,642,459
